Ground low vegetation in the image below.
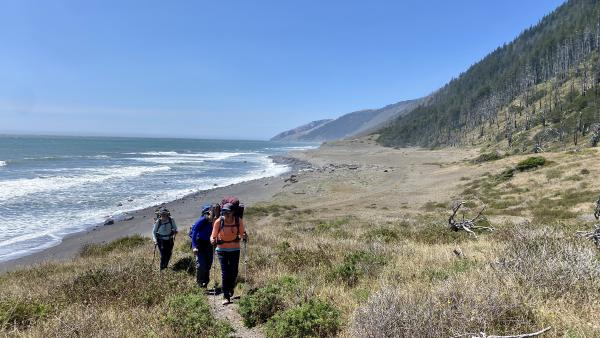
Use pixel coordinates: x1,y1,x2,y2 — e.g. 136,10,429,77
166,294,232,337
1,149,599,337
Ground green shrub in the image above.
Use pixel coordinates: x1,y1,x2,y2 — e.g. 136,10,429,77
165,294,232,338
58,259,195,307
0,298,50,330
277,245,332,272
171,256,195,275
245,204,297,218
264,299,340,338
79,235,149,257
496,168,515,182
423,259,477,282
472,152,503,164
581,168,590,175
362,227,399,243
515,156,546,171
238,276,300,328
329,251,386,287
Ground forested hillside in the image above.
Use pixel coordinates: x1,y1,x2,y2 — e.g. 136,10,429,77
378,0,600,150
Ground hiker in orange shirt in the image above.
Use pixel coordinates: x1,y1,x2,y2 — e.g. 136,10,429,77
210,203,247,304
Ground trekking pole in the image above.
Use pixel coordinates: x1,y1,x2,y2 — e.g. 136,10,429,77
212,244,217,312
153,243,157,266
243,238,248,294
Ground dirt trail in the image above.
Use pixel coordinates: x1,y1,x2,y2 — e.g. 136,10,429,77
209,295,265,338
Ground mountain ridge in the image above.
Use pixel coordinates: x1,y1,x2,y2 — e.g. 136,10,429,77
271,99,419,142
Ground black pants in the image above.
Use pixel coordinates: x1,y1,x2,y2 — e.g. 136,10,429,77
195,240,214,286
217,250,240,299
157,237,174,270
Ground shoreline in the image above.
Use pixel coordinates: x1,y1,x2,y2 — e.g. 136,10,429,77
0,155,307,272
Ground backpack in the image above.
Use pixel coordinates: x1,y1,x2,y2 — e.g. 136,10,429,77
217,215,241,244
221,196,245,219
156,217,175,238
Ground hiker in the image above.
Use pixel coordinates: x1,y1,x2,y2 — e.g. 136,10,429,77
190,204,215,288
153,207,178,270
210,202,247,304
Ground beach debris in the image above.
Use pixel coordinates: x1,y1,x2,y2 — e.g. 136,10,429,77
448,201,494,237
127,198,134,202
284,174,298,183
117,202,123,207
348,164,359,170
452,248,464,258
452,326,551,338
577,225,600,247
124,215,135,221
104,219,115,225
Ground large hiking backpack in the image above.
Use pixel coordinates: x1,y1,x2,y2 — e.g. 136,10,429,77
221,196,244,219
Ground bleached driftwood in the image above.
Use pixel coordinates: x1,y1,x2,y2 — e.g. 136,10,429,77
576,195,600,248
452,326,552,338
577,225,600,248
448,201,494,237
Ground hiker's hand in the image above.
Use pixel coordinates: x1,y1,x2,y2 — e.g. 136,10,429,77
210,237,216,245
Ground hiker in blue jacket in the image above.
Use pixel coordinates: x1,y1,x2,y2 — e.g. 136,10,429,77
191,204,215,288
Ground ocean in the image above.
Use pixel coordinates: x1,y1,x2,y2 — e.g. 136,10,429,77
0,135,317,263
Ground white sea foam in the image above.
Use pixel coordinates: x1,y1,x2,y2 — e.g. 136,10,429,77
0,165,171,202
0,161,6,167
127,151,249,164
0,149,291,263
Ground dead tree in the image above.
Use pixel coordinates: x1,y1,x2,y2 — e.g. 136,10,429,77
448,202,494,237
576,196,600,248
452,326,552,338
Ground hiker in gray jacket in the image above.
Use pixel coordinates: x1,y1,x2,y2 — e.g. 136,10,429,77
153,207,178,270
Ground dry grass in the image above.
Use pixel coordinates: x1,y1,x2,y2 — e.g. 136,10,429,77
1,145,600,337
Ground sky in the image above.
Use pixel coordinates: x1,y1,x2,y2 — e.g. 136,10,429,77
0,0,566,140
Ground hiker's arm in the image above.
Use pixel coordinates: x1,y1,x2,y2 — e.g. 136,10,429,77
172,219,178,233
210,219,219,245
240,218,247,240
190,219,201,250
152,221,159,243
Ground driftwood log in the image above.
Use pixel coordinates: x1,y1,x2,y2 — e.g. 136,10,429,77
452,326,552,338
448,201,494,237
576,195,600,248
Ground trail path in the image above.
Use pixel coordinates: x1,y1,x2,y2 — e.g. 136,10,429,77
209,295,265,338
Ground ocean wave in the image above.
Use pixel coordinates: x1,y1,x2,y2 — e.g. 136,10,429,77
126,151,249,164
265,145,319,151
0,165,171,202
0,160,6,167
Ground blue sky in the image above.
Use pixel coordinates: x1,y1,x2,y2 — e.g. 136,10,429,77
0,0,565,140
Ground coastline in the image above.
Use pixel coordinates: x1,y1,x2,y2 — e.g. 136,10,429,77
0,155,306,272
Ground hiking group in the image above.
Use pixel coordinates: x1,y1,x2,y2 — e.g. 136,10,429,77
152,196,247,305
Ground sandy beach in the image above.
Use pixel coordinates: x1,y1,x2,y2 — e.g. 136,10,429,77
0,157,307,272
0,137,477,272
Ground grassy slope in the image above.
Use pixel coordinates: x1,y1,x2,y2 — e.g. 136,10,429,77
1,145,600,337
